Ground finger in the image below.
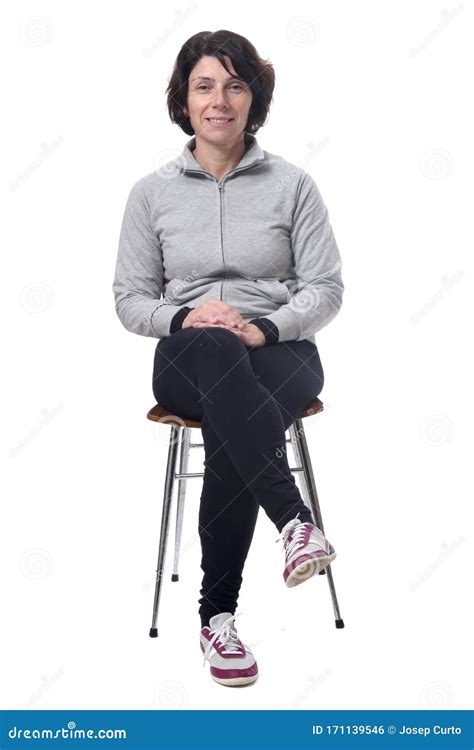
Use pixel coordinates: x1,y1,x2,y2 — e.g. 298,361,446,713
192,322,242,334
192,322,226,328
226,315,245,327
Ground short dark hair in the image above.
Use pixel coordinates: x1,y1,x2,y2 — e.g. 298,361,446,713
166,30,275,136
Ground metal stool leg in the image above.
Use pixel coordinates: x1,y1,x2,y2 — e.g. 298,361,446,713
149,424,181,638
288,422,311,508
289,422,325,578
171,427,191,582
293,417,345,629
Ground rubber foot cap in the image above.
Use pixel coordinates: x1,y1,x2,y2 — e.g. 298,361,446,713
149,628,158,638
335,619,345,629
171,573,179,582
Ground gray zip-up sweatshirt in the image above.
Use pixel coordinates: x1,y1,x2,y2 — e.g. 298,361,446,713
112,132,344,345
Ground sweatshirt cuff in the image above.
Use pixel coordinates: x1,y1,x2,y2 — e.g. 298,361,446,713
248,317,280,345
170,306,194,334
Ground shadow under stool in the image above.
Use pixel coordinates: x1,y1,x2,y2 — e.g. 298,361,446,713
146,397,345,637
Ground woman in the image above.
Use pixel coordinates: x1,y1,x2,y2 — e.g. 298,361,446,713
112,29,344,687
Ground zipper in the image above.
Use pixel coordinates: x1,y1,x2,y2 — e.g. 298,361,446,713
217,181,225,299
184,161,262,305
182,159,261,184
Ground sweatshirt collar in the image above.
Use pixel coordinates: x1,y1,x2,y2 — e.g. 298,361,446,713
178,132,265,176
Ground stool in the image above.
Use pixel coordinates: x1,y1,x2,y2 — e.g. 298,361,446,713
146,397,344,637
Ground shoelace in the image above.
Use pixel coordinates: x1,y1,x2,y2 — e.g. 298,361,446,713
202,612,245,667
274,512,302,548
274,512,324,560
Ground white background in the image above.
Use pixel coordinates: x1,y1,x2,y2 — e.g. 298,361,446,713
1,0,472,710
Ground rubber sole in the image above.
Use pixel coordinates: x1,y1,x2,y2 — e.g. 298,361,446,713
211,672,259,687
200,641,259,687
285,548,337,588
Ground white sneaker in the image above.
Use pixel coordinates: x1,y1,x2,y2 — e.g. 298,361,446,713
277,512,337,587
200,612,258,687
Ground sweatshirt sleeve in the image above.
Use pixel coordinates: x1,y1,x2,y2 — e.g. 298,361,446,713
112,180,185,339
247,316,280,345
169,306,194,334
260,172,344,343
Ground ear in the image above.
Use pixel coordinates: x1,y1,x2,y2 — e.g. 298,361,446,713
183,105,188,116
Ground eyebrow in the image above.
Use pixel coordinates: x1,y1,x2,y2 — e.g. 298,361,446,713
190,76,245,83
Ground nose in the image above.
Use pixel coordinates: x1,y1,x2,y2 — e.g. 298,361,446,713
211,86,230,110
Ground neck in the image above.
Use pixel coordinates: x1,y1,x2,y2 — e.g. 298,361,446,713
192,134,248,181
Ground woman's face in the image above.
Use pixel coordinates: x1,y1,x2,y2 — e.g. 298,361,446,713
183,54,253,144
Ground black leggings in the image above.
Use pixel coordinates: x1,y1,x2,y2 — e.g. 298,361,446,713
152,327,324,628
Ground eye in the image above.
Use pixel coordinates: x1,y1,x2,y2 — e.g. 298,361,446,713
195,83,245,91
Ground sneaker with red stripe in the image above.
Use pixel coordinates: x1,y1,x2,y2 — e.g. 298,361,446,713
200,612,258,687
277,512,337,588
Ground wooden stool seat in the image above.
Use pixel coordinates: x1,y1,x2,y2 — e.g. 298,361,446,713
147,397,324,428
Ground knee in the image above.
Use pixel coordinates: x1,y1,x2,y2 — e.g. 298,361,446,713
194,326,244,351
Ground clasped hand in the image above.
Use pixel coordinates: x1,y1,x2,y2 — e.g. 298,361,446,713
182,300,265,348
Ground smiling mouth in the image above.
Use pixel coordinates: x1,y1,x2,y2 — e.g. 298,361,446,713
206,118,234,124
